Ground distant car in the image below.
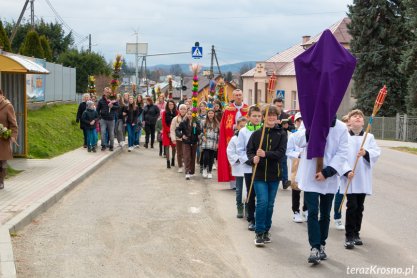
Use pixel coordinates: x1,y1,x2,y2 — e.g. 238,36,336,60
284,109,300,122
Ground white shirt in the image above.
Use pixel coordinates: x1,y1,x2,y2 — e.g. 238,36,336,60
236,126,255,174
339,132,380,195
227,135,244,177
234,103,243,124
294,120,349,194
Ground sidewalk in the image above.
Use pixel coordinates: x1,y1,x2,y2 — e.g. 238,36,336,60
0,145,122,278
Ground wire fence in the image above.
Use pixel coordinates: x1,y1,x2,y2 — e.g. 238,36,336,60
364,114,417,142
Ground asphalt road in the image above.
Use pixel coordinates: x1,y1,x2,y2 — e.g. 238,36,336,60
12,145,417,278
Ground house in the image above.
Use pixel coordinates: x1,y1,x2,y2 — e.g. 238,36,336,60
241,17,354,116
182,75,236,103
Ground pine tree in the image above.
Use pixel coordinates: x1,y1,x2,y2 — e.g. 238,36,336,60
400,0,417,115
0,21,12,52
19,29,44,58
348,0,411,116
39,35,53,61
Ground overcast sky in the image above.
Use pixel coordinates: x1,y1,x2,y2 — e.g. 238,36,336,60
2,0,353,67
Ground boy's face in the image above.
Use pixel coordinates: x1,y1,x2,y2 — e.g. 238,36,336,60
349,114,364,129
249,111,262,125
266,114,278,127
237,121,247,130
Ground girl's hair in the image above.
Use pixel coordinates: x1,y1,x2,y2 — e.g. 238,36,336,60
204,109,219,130
136,95,143,107
128,96,137,110
214,100,223,110
146,97,154,105
198,101,207,114
165,100,176,111
248,105,261,116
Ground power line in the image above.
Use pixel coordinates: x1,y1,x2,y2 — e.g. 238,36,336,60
43,0,85,40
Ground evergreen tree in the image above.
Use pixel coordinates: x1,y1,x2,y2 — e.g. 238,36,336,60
19,29,44,58
0,21,12,52
39,35,53,61
58,49,111,93
348,0,411,116
400,0,417,115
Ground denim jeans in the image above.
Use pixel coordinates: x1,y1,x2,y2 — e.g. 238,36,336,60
100,119,115,148
333,189,344,220
134,127,142,145
304,192,335,249
235,176,244,206
126,123,135,147
86,129,96,147
254,180,279,234
82,128,87,146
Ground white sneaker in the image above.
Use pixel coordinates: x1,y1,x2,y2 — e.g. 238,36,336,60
134,145,139,148
185,174,190,180
293,212,304,223
128,146,133,152
207,173,213,179
177,167,183,173
213,164,217,170
334,219,345,230
202,169,208,178
302,210,308,222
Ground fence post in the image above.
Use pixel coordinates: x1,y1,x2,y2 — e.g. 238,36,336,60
403,114,408,141
396,113,400,140
381,116,385,140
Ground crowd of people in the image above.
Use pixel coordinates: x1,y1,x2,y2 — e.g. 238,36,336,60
76,87,381,265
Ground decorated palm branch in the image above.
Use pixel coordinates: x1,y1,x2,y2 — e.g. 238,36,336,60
167,75,173,99
110,54,123,100
190,64,201,125
339,85,387,212
216,77,226,106
87,75,96,98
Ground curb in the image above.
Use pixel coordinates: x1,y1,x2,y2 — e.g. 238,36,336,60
0,147,122,277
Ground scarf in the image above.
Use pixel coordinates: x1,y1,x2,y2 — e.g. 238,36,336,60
246,122,263,132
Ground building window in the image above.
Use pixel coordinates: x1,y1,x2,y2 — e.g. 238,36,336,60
248,89,253,104
291,90,297,109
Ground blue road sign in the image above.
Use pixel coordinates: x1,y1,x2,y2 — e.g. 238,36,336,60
276,90,285,99
192,46,203,59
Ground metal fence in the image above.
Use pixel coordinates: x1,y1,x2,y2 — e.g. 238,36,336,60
363,114,417,142
396,114,417,142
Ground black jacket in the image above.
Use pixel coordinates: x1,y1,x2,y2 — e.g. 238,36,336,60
246,126,287,181
96,96,119,121
81,108,99,130
143,104,160,125
76,102,87,129
176,118,201,145
279,111,295,132
123,105,139,125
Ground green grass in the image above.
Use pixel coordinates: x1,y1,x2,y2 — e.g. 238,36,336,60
391,147,417,155
5,165,23,179
28,104,84,158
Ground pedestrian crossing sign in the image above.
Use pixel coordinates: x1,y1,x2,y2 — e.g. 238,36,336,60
192,46,203,59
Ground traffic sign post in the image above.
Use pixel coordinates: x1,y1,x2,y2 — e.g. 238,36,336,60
192,42,203,59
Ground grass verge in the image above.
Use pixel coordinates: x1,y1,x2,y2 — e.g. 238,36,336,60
5,165,23,179
28,104,83,158
391,147,417,155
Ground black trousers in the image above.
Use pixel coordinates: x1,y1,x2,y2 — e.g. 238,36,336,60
145,123,156,146
82,128,87,146
202,149,215,172
244,173,256,222
292,189,307,213
345,193,366,239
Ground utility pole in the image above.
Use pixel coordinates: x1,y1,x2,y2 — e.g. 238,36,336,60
134,31,139,87
88,34,91,52
209,45,222,79
30,0,35,27
10,0,30,43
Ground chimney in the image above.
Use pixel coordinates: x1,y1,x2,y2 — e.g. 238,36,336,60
302,35,311,44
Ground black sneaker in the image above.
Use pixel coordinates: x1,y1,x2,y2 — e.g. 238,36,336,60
354,236,363,246
254,233,265,247
101,146,106,151
319,245,327,260
283,180,291,190
248,221,255,231
88,148,92,152
308,248,321,264
263,232,271,243
345,238,355,249
109,147,114,151
92,147,97,153
236,203,244,219
144,143,149,149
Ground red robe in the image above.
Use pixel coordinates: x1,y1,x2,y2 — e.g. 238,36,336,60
161,110,177,147
217,103,249,182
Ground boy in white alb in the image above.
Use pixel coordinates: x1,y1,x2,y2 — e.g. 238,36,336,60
340,109,381,249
